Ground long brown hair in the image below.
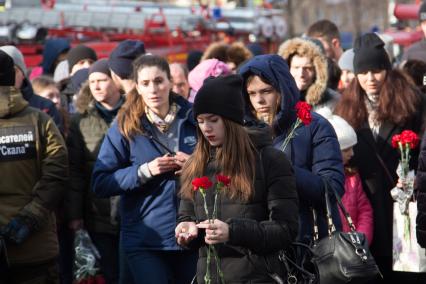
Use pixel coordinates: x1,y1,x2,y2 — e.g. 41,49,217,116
335,69,419,130
180,118,256,202
116,55,171,140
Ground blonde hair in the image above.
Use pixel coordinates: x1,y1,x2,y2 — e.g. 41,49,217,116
31,75,58,95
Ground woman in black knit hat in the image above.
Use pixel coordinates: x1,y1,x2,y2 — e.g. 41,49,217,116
176,75,299,283
335,32,426,284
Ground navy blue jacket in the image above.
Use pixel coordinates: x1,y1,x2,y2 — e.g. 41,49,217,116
21,78,63,131
91,96,197,251
239,54,345,241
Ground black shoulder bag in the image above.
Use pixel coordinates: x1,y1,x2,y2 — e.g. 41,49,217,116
264,179,383,284
308,180,383,284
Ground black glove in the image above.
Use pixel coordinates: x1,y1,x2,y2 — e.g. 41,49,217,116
0,215,38,245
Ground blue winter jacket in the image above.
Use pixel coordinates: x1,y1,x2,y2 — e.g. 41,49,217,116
91,95,197,251
41,38,71,75
239,54,345,241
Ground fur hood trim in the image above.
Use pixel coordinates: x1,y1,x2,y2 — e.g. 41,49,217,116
277,38,328,106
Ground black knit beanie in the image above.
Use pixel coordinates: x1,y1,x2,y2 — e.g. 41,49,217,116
67,45,98,72
88,58,111,77
193,75,245,125
420,1,426,21
353,33,391,74
0,50,15,86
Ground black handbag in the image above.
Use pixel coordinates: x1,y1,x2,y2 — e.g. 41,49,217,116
309,180,382,284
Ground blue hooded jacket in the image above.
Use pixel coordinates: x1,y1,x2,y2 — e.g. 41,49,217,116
239,54,344,241
91,95,197,251
42,38,71,75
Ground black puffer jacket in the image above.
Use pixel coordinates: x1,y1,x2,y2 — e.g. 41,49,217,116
178,125,299,283
416,132,426,247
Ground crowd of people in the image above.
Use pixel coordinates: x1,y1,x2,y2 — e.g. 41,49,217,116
2,4,426,284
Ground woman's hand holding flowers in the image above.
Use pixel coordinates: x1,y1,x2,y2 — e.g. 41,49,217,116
197,219,229,245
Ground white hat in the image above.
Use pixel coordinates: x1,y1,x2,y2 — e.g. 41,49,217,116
53,60,70,82
0,45,27,77
327,114,357,150
338,48,354,72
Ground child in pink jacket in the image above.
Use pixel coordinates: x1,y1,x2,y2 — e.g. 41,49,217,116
328,114,374,245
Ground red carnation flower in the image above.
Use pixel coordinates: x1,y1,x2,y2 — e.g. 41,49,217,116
192,176,213,191
391,134,401,149
400,130,419,150
295,101,312,125
216,174,231,188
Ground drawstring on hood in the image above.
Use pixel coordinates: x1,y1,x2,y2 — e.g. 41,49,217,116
239,54,300,135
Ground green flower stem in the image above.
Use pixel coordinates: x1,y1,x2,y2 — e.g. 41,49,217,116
204,245,212,284
280,119,301,152
211,245,225,284
212,185,220,220
200,189,212,284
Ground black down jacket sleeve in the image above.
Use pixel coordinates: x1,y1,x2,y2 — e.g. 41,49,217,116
226,146,299,254
416,132,426,248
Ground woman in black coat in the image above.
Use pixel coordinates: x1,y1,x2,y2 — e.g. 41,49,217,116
176,75,299,283
416,132,426,247
335,33,426,283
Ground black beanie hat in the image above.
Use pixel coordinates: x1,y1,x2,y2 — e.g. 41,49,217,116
0,50,15,86
88,58,111,77
419,1,426,21
109,40,145,79
67,45,98,72
353,33,391,74
193,75,245,125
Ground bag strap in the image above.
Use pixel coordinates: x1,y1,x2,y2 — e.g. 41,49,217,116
312,179,358,239
331,186,357,232
374,151,395,186
313,180,335,241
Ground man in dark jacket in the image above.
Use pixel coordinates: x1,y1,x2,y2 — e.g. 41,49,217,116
402,1,426,63
239,54,345,242
416,132,426,247
66,58,125,283
0,50,68,283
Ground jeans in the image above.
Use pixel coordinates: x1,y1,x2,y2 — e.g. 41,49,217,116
125,249,197,284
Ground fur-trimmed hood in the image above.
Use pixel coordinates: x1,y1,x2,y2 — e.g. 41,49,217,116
278,38,328,107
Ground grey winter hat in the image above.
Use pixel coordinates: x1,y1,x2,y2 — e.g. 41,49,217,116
0,45,28,77
338,48,354,72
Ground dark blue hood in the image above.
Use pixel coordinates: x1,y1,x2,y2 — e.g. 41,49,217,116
238,54,300,134
42,38,71,75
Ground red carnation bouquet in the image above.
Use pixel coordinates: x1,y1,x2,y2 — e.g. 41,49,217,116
280,101,312,152
390,130,420,214
192,174,231,284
